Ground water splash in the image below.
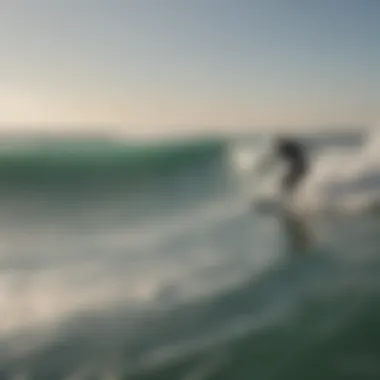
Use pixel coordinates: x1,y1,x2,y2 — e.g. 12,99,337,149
229,128,380,214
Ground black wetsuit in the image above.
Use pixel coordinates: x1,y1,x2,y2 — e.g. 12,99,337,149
276,139,308,194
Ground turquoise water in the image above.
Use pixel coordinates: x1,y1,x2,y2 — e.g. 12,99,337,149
1,132,380,379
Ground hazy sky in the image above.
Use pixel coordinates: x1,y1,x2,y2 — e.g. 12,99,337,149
1,0,379,135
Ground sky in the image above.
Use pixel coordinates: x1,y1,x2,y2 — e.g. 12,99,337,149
0,0,379,136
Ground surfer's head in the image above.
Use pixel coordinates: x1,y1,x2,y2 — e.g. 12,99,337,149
274,135,292,151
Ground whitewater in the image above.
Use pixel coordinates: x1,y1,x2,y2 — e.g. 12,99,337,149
230,128,380,213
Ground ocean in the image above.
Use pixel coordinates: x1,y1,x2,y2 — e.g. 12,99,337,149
1,129,380,380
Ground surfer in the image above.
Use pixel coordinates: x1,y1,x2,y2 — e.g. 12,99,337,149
257,136,309,202
276,137,308,198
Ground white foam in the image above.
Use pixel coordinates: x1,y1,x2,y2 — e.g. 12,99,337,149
302,128,380,213
0,193,255,343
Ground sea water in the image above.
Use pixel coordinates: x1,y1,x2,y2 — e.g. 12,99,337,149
1,129,380,379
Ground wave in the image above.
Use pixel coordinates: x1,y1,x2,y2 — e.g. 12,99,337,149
0,137,227,189
3,128,380,214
